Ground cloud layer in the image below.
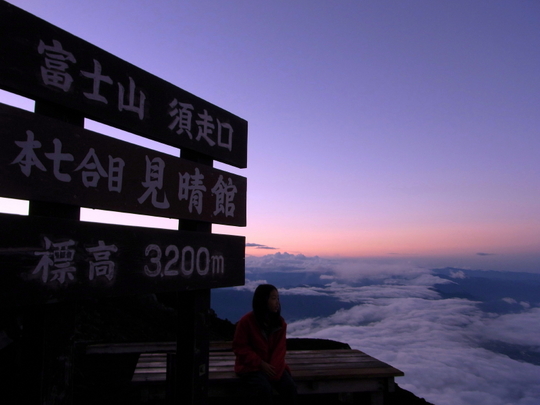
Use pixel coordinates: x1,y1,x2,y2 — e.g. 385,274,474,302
240,253,540,405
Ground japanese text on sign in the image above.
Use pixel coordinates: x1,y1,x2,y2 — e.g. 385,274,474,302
38,39,233,151
0,2,248,167
30,235,227,286
33,237,118,284
11,131,238,215
0,103,246,225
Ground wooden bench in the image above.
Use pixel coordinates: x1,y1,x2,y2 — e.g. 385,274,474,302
100,343,404,405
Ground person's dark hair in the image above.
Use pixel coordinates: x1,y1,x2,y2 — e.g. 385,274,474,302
252,284,280,328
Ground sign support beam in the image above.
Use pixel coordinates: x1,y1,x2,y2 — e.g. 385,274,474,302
23,100,84,404
173,150,213,405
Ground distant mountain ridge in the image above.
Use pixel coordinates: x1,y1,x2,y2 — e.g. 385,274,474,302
432,267,540,314
214,267,540,322
211,265,540,404
432,267,540,282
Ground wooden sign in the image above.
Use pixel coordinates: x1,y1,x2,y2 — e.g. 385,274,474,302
0,102,247,226
0,213,245,306
0,2,247,168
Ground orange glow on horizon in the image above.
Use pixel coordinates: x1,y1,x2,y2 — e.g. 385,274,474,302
244,222,540,258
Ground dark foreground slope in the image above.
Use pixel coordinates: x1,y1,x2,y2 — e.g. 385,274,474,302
0,295,433,404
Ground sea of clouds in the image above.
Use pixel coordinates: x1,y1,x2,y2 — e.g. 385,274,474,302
225,253,540,405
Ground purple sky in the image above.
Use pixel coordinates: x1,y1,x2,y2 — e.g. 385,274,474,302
1,0,539,272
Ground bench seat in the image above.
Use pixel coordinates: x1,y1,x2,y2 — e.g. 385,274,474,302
132,348,404,402
84,342,404,404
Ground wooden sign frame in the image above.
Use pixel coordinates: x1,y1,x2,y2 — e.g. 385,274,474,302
0,102,247,226
0,213,245,307
0,3,248,403
0,1,248,168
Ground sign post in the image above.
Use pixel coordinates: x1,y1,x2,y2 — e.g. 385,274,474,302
174,150,214,405
0,2,247,404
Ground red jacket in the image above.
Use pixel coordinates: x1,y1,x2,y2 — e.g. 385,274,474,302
232,311,290,380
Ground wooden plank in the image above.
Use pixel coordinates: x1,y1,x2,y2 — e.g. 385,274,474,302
134,374,167,383
209,350,389,367
0,213,245,306
295,378,383,395
290,357,391,365
131,349,404,384
210,349,359,357
85,340,231,354
286,349,367,356
137,362,168,369
139,353,170,358
209,341,234,351
208,376,391,396
134,367,167,374
0,2,247,168
208,359,375,368
86,342,176,354
292,367,404,379
0,103,247,226
290,361,392,370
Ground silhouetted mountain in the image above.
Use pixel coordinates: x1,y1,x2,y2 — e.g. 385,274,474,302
245,269,335,288
432,267,540,314
212,287,357,322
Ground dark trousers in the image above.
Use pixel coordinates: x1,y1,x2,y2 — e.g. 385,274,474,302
238,370,298,405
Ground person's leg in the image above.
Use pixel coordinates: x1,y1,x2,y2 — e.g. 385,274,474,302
272,370,298,405
238,371,274,405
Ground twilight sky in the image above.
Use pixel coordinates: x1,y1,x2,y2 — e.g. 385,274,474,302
1,0,539,272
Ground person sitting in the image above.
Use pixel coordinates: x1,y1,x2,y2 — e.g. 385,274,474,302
232,284,297,404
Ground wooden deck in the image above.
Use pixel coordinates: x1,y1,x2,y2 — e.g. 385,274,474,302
130,347,404,404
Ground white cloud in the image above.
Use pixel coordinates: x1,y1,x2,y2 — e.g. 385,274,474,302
330,258,427,281
501,298,531,309
289,300,540,405
284,264,540,405
502,297,518,304
280,286,328,297
232,279,268,291
327,282,442,302
246,252,431,280
473,307,540,348
449,270,466,279
240,253,540,405
246,252,322,271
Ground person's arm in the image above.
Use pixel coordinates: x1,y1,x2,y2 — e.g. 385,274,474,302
268,321,288,378
232,315,263,370
259,360,276,377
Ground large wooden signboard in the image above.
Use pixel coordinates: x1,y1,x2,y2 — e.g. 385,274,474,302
0,1,248,168
0,2,246,404
0,102,247,226
0,213,245,307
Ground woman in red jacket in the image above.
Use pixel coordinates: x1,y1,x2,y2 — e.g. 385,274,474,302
232,284,297,404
